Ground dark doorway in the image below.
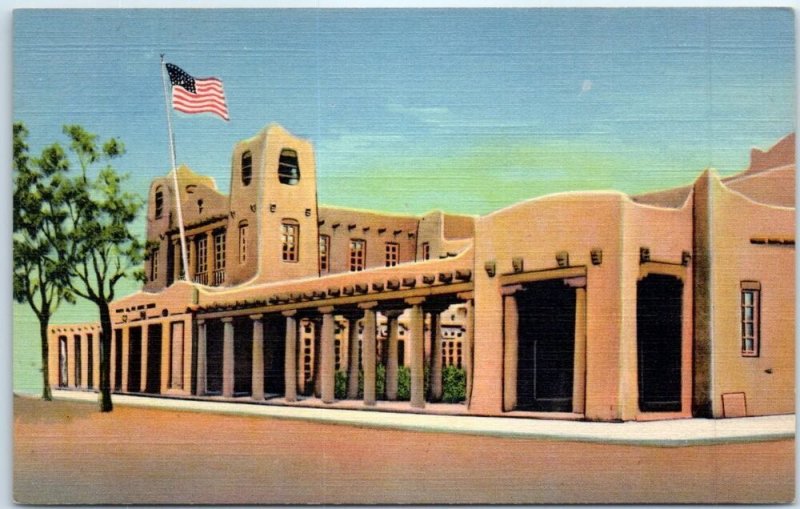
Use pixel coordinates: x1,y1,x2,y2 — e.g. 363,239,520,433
516,279,576,412
166,242,175,287
637,274,683,412
87,334,94,388
233,317,253,396
74,335,82,387
145,324,162,394
114,329,123,391
264,317,286,396
128,326,142,392
58,336,68,388
205,320,224,394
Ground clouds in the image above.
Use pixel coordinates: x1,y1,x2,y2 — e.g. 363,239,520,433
386,102,453,125
581,79,593,94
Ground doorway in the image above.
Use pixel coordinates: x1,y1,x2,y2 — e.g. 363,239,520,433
127,326,142,392
637,274,683,412
233,317,253,396
516,279,577,412
145,324,162,394
205,320,224,394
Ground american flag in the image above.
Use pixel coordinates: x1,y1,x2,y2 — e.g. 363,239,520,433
166,63,229,121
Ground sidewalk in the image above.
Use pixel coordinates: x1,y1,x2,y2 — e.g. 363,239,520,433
50,390,794,447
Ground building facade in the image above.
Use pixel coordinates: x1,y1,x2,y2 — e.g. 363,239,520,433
49,124,795,421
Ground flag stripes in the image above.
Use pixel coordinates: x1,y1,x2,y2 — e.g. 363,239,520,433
166,64,229,121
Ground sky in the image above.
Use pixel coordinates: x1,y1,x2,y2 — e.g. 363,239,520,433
11,8,796,393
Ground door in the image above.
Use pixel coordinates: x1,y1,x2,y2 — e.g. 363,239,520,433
637,274,683,412
145,324,162,394
516,279,577,412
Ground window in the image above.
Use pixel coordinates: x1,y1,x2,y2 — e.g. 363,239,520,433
213,231,226,285
154,187,164,219
150,248,159,281
196,236,208,276
741,281,761,357
241,150,252,186
281,221,299,262
238,221,248,264
385,242,399,267
319,235,330,273
278,148,300,185
422,242,430,261
349,239,366,272
197,199,204,214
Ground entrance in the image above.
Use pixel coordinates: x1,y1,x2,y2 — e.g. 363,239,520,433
114,329,123,391
233,317,253,396
516,279,576,412
205,320,224,394
637,274,683,412
127,326,142,392
145,324,162,394
264,317,286,396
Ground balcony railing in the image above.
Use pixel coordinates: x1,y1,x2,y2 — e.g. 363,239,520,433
193,272,208,285
213,268,225,286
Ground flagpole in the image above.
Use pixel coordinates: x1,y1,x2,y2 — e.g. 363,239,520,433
160,54,191,283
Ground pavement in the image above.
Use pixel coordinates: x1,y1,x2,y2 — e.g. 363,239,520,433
49,389,795,447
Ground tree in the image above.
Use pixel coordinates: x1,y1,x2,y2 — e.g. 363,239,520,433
59,125,146,412
12,122,75,401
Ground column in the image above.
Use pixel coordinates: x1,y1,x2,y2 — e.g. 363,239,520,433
109,330,116,392
92,331,101,391
406,297,426,409
283,311,298,402
384,309,403,400
139,325,149,393
121,327,130,392
573,286,587,414
222,317,234,397
463,298,474,406
312,319,322,398
319,307,336,404
251,314,265,401
359,302,378,406
346,316,360,399
502,287,520,412
196,319,207,396
429,309,444,401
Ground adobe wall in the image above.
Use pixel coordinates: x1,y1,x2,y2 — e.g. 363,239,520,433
317,206,419,273
705,173,795,417
619,197,694,420
471,192,625,421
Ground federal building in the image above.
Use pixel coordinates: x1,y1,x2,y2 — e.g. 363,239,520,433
48,124,795,421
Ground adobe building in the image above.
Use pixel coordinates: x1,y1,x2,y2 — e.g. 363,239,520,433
48,124,795,422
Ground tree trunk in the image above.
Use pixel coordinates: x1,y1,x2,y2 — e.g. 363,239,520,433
97,301,113,412
39,317,52,401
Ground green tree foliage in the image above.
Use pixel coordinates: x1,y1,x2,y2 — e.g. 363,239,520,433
12,122,75,401
441,364,466,403
57,125,145,412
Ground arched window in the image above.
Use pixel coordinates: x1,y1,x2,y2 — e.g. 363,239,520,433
241,150,252,186
278,149,300,185
154,187,164,219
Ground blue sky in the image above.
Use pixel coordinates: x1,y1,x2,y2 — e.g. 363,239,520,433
11,8,796,392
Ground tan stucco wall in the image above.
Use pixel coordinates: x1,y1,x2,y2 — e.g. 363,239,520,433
704,172,795,417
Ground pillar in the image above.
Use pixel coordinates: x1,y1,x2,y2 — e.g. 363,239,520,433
429,309,445,401
251,314,264,401
573,286,587,414
502,286,520,412
139,324,149,393
196,319,207,396
109,329,117,392
319,307,336,403
92,330,101,391
346,315,360,399
462,298,475,406
121,326,130,392
283,311,298,402
359,302,378,406
312,319,322,398
407,297,426,409
222,317,234,397
384,309,403,400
